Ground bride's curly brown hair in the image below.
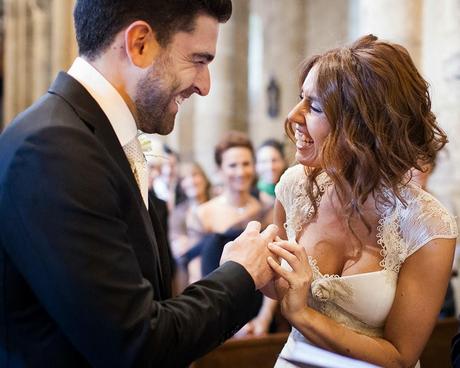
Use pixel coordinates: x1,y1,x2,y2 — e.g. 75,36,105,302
285,34,447,229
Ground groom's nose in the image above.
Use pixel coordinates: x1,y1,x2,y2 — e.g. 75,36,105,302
194,66,211,96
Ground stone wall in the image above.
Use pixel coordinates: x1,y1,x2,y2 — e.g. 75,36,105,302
3,0,76,126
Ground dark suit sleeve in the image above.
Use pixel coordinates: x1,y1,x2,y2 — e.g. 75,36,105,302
1,126,259,368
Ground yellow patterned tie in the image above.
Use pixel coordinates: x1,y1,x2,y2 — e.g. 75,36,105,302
122,136,148,208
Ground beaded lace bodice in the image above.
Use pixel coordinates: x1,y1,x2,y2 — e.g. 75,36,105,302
275,164,458,338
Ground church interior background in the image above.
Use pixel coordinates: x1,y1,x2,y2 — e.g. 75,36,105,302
1,0,460,305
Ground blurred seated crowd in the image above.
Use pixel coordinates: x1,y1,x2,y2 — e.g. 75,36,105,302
140,130,457,338
140,130,289,336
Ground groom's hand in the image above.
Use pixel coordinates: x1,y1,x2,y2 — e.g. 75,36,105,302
220,221,278,289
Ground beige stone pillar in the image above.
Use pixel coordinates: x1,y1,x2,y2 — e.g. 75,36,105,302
422,0,460,314
193,0,249,178
2,0,77,127
4,0,28,125
30,0,51,101
50,0,77,77
248,0,305,158
351,0,422,67
422,0,460,221
305,0,350,56
166,97,196,162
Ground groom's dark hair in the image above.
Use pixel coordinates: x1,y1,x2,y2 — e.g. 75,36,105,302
73,0,232,60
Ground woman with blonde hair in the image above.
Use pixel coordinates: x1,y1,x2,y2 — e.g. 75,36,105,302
265,35,457,367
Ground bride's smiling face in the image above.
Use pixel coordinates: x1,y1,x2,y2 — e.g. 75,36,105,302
287,65,331,168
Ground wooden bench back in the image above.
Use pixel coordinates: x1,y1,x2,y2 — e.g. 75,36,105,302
193,318,459,368
192,332,288,368
420,317,458,368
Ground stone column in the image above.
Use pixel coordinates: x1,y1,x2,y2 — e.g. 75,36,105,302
192,0,249,177
422,0,460,315
351,0,422,67
305,0,350,56
166,97,196,162
30,0,51,101
422,1,460,223
248,0,305,160
50,0,77,77
3,0,28,125
2,0,77,127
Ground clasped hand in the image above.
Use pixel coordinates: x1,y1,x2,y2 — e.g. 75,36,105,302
267,239,312,321
220,221,278,289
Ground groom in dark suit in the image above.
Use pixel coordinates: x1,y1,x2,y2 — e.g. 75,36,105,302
0,1,279,367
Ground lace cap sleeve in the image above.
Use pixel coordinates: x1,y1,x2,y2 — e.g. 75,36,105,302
275,164,304,209
400,187,458,258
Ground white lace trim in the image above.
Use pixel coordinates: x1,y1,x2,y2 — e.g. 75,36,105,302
308,255,339,280
275,166,458,341
280,168,332,241
276,166,458,274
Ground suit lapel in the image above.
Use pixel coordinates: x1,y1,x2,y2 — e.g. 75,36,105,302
48,72,139,197
48,72,167,297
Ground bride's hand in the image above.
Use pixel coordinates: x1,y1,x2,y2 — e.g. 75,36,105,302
267,240,312,322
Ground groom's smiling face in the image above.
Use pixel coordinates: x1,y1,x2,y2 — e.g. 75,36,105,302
134,14,219,135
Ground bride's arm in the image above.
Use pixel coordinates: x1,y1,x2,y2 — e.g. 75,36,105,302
260,199,289,299
267,237,456,368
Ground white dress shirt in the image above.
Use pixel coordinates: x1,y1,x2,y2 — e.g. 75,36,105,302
68,57,149,208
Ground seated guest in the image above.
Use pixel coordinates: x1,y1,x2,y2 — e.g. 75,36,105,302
169,162,211,287
153,144,187,210
255,138,287,208
192,131,267,275
191,130,277,335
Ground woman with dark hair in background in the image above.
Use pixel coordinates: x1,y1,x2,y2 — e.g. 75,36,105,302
263,35,458,367
189,130,277,335
192,130,265,275
255,138,287,208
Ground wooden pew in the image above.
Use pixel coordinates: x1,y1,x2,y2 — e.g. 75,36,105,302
420,317,458,368
193,318,459,368
192,332,288,368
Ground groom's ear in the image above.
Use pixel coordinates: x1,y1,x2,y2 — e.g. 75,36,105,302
124,21,161,68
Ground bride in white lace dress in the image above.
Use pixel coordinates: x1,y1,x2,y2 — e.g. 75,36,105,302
264,35,458,368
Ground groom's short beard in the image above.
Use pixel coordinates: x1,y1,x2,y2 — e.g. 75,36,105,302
134,54,180,135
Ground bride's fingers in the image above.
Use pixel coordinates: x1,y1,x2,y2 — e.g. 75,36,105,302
268,243,299,268
272,240,307,261
267,256,295,283
268,242,308,272
282,242,308,266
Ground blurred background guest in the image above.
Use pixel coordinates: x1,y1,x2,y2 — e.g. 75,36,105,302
169,162,211,290
192,130,277,336
255,138,288,213
193,130,266,274
153,144,187,211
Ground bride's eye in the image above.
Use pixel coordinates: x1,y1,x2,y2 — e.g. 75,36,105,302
310,103,323,114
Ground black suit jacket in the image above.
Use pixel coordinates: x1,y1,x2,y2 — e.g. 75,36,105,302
0,72,260,367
